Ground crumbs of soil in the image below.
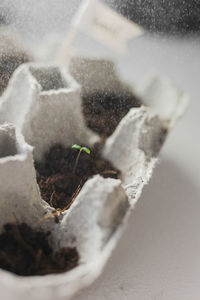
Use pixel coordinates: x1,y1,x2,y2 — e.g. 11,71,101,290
35,143,120,210
82,89,141,137
0,223,79,276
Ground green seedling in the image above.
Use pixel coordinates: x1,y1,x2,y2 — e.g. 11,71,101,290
72,144,91,174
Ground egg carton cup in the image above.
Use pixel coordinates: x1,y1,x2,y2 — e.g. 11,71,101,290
69,56,188,203
0,122,128,300
0,123,53,233
69,56,188,128
0,59,187,300
0,63,98,161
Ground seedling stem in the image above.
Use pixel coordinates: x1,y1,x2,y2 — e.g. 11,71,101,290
72,144,91,174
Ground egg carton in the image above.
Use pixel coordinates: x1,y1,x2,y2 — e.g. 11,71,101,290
0,58,187,300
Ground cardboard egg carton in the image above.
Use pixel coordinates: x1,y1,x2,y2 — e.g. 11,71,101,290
0,58,187,300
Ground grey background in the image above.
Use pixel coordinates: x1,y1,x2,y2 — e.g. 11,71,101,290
1,1,200,299
108,0,200,33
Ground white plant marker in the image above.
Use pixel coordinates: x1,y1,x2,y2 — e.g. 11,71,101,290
59,0,144,62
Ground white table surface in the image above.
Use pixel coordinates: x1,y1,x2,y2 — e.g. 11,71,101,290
2,1,200,299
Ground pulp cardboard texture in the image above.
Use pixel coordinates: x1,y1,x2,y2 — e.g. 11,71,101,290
0,58,187,300
0,63,98,161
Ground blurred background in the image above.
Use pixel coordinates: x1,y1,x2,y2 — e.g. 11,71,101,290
1,1,200,299
1,0,200,39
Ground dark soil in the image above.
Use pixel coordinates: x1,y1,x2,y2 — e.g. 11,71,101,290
82,89,141,137
35,143,120,210
0,223,79,276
